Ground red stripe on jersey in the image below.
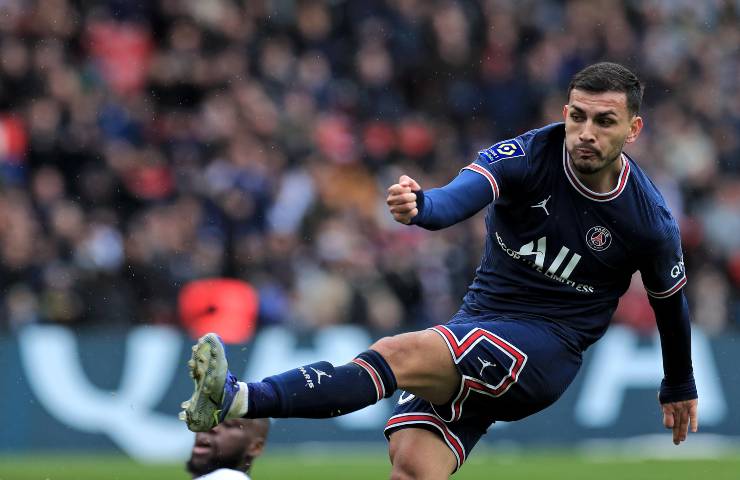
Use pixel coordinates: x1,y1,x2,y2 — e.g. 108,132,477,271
463,163,499,200
646,275,687,299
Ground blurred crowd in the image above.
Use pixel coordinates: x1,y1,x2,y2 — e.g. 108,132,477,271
0,0,737,336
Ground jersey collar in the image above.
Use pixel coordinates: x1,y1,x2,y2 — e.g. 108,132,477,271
562,142,630,202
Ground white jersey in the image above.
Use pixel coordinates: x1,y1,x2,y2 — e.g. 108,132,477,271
196,468,250,480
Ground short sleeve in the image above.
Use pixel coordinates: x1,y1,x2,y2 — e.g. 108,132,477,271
461,129,539,203
639,218,687,299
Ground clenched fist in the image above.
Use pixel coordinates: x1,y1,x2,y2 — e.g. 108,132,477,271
387,175,422,224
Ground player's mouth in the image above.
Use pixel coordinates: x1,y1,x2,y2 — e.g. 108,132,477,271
575,147,599,160
192,444,212,455
192,437,212,455
576,146,597,154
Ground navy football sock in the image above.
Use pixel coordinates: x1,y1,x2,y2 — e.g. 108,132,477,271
244,350,397,418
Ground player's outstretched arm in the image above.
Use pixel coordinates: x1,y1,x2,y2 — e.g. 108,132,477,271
387,171,493,230
661,398,698,445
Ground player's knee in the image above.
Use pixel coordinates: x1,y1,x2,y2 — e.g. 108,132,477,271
388,443,422,480
371,331,457,397
370,333,425,384
370,335,406,371
389,464,421,480
389,436,448,480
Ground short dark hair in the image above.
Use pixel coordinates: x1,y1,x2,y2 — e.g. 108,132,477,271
568,62,644,116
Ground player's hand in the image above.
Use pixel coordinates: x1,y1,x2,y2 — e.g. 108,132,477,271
387,175,421,224
661,398,698,445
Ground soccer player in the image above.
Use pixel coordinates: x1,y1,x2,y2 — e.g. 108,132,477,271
186,417,270,480
180,62,698,479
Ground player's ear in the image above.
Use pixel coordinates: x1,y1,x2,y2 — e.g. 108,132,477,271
625,115,643,144
247,438,265,458
562,104,569,121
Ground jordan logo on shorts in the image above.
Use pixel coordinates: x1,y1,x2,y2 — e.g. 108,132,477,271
477,356,496,377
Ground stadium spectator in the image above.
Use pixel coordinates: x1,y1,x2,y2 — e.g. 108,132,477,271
0,0,736,336
186,417,270,480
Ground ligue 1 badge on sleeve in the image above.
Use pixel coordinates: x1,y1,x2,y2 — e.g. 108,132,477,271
479,139,526,164
586,226,612,251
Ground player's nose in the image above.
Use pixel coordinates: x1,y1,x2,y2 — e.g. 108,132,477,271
578,121,596,142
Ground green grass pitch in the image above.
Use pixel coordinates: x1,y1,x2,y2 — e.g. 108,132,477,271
1,451,738,479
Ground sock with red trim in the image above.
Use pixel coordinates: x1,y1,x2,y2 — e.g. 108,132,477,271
242,350,397,418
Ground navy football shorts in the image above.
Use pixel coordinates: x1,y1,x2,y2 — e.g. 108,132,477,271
384,309,582,471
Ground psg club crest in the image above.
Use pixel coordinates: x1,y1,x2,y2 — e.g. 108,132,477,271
586,226,612,251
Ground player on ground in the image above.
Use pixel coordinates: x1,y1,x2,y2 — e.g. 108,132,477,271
180,62,698,479
186,417,269,480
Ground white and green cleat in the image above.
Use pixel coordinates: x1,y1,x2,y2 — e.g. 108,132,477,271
179,333,239,432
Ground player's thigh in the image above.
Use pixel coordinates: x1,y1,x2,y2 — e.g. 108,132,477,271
370,330,459,405
388,427,457,480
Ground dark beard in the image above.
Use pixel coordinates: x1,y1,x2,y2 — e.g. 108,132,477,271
186,457,249,478
186,457,215,477
570,148,622,175
570,136,626,175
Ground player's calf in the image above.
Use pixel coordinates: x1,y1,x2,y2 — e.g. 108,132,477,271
180,333,398,426
243,349,397,418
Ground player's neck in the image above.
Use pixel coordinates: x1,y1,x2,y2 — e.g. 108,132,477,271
571,154,624,193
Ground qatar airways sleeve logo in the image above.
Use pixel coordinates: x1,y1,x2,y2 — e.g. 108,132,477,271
671,257,685,278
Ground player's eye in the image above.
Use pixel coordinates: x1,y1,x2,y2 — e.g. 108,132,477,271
570,113,583,122
598,118,615,127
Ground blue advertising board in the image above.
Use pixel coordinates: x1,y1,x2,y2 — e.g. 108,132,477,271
1,324,737,461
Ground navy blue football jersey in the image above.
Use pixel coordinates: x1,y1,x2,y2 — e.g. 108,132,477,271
460,123,686,351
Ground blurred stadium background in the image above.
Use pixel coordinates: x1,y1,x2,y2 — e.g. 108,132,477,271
0,0,738,478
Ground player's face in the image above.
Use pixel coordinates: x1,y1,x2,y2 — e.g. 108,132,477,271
186,419,260,477
563,89,643,175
